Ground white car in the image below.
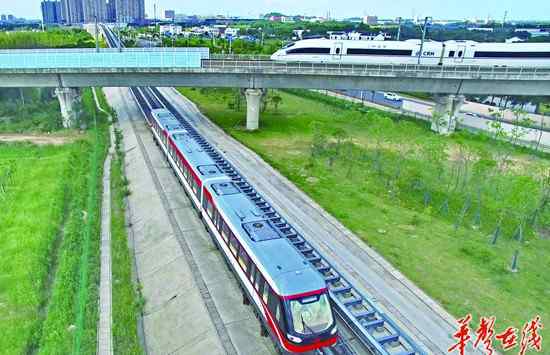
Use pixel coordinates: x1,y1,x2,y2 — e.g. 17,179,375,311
383,92,402,101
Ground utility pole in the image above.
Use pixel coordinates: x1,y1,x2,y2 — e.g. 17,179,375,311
94,16,99,52
417,16,430,65
502,10,508,29
397,17,402,41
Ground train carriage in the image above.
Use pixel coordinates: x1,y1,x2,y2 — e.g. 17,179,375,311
271,38,550,67
148,108,338,353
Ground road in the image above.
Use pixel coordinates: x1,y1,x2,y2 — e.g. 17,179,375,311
159,87,484,354
339,89,550,129
105,87,275,355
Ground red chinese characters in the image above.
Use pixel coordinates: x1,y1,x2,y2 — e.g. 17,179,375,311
448,314,472,355
448,315,543,355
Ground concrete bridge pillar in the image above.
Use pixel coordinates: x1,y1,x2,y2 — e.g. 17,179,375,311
55,87,80,128
431,94,465,135
245,88,263,131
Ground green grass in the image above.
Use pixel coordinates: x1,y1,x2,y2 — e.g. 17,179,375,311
111,127,143,354
0,143,72,354
179,87,550,352
0,28,95,49
37,88,109,354
0,87,110,354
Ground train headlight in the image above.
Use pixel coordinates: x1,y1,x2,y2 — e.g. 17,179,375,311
330,326,338,335
286,333,303,343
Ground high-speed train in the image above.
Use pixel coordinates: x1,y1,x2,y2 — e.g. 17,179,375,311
271,38,550,67
146,107,338,353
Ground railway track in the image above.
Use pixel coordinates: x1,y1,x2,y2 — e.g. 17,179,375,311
102,24,425,355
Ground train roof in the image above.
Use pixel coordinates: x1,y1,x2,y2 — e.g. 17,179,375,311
207,180,325,296
151,108,327,297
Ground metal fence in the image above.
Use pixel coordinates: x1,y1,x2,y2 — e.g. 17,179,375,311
201,59,550,80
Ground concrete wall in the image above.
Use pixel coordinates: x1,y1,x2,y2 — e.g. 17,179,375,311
0,71,549,96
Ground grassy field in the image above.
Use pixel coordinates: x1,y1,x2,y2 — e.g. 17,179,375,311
179,87,550,352
0,88,110,354
0,143,72,353
111,126,143,354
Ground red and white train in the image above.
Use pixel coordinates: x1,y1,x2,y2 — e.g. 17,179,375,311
144,105,338,353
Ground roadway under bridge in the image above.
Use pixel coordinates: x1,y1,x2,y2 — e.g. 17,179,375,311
1,48,549,131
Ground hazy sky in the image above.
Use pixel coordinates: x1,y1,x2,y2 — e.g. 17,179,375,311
2,0,550,21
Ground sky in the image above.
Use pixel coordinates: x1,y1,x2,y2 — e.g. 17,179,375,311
2,0,550,21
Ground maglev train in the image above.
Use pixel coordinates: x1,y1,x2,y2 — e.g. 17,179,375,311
146,107,338,353
271,38,550,67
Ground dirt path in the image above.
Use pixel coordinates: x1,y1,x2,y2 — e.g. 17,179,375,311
0,133,80,145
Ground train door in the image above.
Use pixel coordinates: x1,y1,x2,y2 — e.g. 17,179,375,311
332,42,343,61
454,44,466,63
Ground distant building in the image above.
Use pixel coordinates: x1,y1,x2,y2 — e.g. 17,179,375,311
223,27,239,38
0,15,6,22
159,24,182,34
164,10,175,20
362,15,378,25
468,27,494,32
106,1,116,21
7,14,15,21
515,28,550,37
41,0,62,24
61,0,84,23
115,0,144,23
82,0,107,22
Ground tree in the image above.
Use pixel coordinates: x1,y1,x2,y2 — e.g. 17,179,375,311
271,94,282,112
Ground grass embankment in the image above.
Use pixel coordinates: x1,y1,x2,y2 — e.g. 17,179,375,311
0,28,95,49
0,88,109,354
179,87,550,351
111,123,143,353
37,88,109,354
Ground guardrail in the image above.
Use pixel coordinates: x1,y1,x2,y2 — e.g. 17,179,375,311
200,59,550,80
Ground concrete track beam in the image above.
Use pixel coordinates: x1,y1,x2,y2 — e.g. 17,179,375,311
244,88,263,131
431,94,465,135
55,87,80,128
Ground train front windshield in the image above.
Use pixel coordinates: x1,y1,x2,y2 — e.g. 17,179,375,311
290,293,333,335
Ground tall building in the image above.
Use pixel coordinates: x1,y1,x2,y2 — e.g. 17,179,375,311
0,15,6,22
115,0,144,23
164,10,175,20
82,0,107,22
60,0,84,23
106,1,116,22
41,0,62,24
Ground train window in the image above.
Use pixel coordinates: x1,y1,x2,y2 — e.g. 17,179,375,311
249,263,256,282
335,47,340,55
229,234,239,256
286,47,331,55
448,50,455,58
458,50,463,57
215,212,223,231
262,283,270,304
208,202,215,219
238,248,250,274
347,48,413,56
221,222,230,243
474,51,550,58
255,272,264,294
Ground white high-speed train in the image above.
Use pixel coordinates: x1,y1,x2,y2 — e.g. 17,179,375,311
270,38,550,67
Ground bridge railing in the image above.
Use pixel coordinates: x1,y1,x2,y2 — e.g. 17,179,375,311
200,59,550,80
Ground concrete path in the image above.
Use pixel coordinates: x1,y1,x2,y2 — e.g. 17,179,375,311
94,87,114,355
160,87,485,354
104,87,275,355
